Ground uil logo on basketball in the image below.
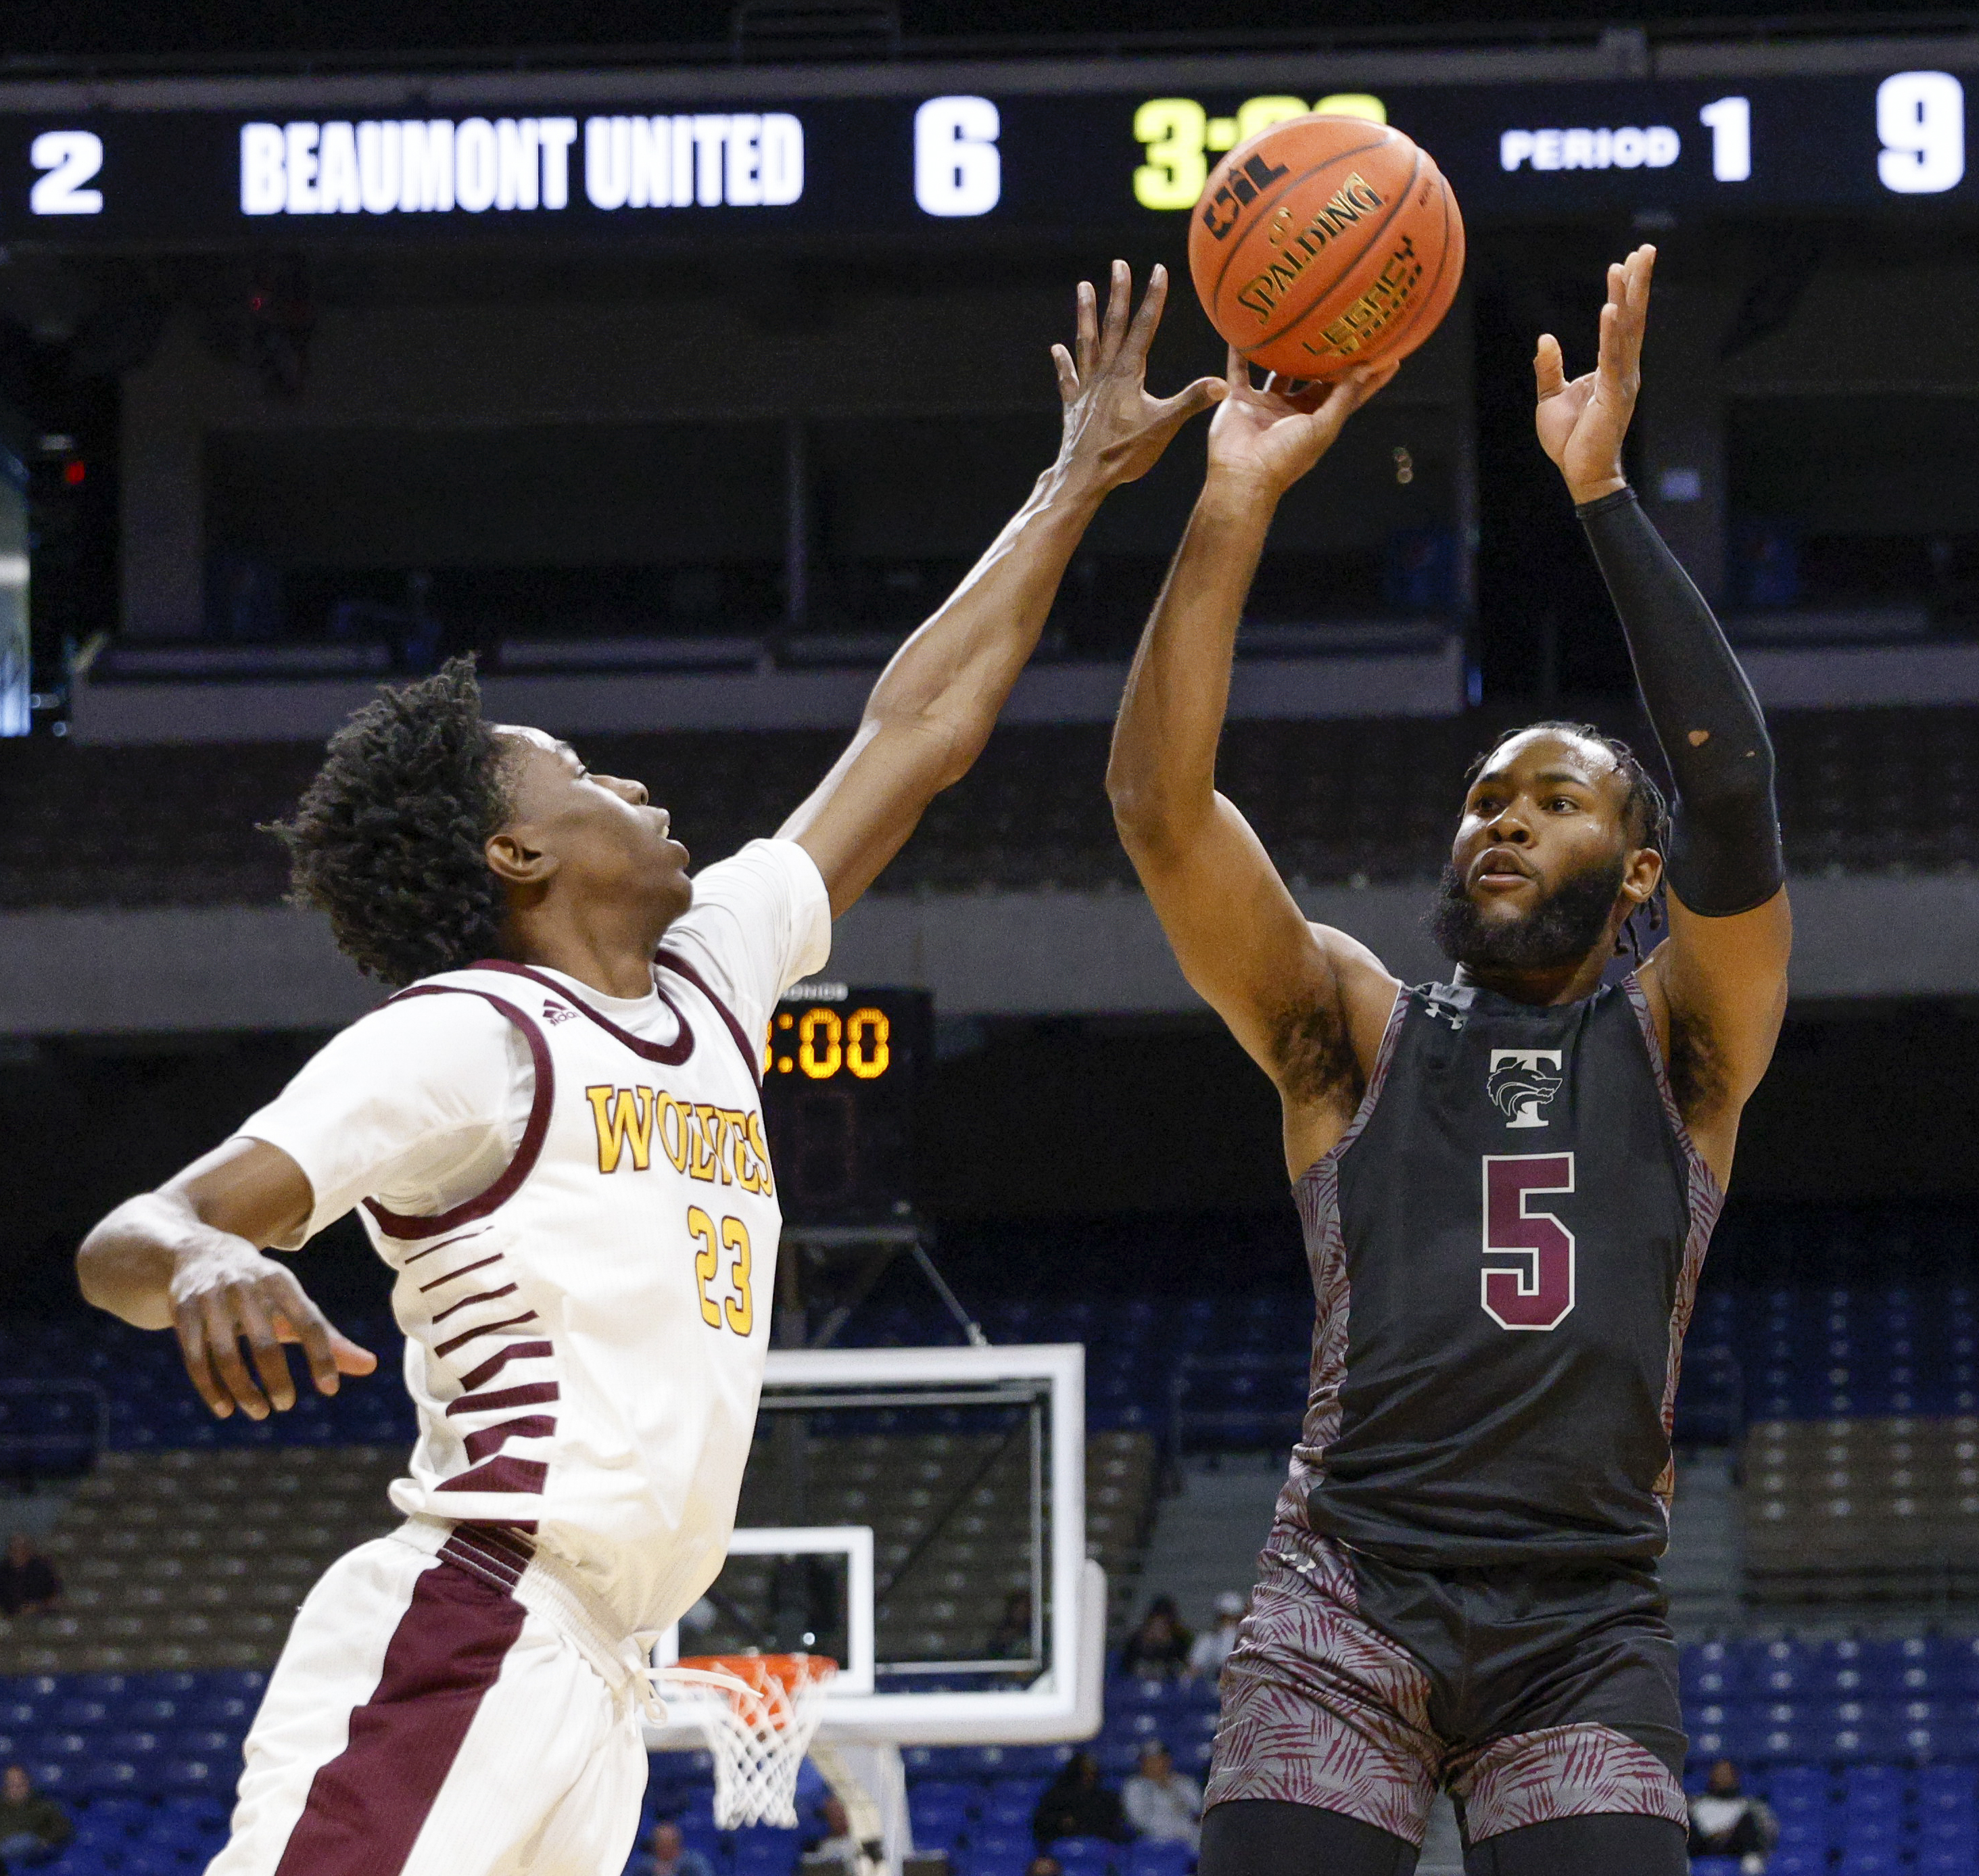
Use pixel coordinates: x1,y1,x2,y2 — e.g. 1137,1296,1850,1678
1487,1049,1564,1129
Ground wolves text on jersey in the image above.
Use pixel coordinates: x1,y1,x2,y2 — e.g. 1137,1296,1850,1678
583,1084,776,1197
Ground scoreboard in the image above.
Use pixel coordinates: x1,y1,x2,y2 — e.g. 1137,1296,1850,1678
0,66,1972,246
761,983,930,1226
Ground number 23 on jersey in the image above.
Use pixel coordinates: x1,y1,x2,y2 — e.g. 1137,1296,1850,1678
688,1207,754,1337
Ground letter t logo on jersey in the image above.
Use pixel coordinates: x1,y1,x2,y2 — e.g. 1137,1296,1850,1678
1487,1049,1564,1129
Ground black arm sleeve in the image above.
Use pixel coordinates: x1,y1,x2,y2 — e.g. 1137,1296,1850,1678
1577,487,1785,915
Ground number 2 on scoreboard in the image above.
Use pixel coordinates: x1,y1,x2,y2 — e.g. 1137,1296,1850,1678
1481,1153,1576,1332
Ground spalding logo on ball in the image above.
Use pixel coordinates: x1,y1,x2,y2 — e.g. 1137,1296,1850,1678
1188,112,1466,381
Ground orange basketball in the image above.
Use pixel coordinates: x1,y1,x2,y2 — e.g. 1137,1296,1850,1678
1187,113,1465,382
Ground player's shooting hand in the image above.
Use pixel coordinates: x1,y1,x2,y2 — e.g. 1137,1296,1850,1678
1535,243,1654,506
168,1230,377,1421
1203,349,1398,503
1050,260,1224,497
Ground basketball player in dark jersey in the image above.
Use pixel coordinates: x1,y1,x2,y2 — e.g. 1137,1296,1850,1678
1109,245,1788,1876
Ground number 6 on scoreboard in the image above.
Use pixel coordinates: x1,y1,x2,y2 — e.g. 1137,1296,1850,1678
1481,1153,1576,1332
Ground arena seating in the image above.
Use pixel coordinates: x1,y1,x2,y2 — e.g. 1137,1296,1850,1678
13,1228,1979,1866
1744,1419,1979,1606
0,1405,1155,1678
4,1651,1979,1874
4,706,1974,909
7,1448,404,1677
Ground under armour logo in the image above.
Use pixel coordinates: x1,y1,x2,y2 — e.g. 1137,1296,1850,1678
542,1000,577,1026
1421,986,1475,1032
1488,1049,1564,1129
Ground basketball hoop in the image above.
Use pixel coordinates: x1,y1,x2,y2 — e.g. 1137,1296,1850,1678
652,1653,838,1829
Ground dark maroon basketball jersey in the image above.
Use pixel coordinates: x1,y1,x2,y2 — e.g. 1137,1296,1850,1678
1284,973,1721,1568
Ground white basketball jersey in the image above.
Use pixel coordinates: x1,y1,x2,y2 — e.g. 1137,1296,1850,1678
354,951,780,1638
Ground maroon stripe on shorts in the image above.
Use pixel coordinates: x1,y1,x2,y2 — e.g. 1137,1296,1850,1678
272,1553,525,1876
441,1525,535,1591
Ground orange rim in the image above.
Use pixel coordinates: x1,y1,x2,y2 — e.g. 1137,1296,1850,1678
675,1653,838,1697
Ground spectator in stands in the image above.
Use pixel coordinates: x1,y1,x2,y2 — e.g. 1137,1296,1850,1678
0,1537,59,1618
1032,1752,1129,1846
633,1819,715,1876
1185,1590,1245,1679
1119,1595,1192,1679
988,1586,1033,1658
1121,1741,1203,1850
1687,1759,1778,1873
0,1764,70,1867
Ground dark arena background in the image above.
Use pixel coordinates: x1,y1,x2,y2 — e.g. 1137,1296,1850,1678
1,1,1979,1872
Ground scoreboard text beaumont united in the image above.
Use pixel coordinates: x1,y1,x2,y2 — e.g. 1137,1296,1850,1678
0,68,1971,243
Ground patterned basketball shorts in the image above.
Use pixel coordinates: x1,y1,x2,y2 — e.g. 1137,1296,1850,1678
1203,1521,1689,1850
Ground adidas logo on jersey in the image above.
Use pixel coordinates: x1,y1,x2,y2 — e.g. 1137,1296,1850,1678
541,999,577,1025
1488,1049,1564,1129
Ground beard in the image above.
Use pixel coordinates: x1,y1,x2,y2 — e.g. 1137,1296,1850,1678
1429,852,1627,971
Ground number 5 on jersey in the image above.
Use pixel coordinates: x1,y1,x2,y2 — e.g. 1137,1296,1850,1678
688,1207,753,1337
1481,1153,1575,1331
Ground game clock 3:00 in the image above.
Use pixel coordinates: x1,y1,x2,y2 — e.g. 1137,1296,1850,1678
1132,93,1389,210
763,1001,893,1080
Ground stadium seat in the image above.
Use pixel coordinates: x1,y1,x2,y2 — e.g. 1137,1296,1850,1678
1048,1837,1120,1876
159,1757,224,1795
977,1789,1039,1831
969,1828,1034,1862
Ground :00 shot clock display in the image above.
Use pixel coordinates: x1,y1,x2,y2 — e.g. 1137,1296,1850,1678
761,986,931,1224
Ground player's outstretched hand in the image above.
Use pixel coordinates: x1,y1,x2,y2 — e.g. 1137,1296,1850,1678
1203,348,1398,502
168,1230,378,1420
1051,260,1225,494
1535,242,1654,506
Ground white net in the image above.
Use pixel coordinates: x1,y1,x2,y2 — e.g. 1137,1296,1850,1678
653,1654,838,1829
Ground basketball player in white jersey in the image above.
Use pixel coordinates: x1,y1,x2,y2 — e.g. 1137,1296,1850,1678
76,264,1220,1876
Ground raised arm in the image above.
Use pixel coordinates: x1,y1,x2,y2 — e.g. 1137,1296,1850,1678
780,262,1222,916
1107,351,1400,1178
1535,245,1790,1174
78,1138,376,1421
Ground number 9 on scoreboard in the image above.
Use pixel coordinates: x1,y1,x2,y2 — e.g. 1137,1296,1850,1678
1878,70,1965,195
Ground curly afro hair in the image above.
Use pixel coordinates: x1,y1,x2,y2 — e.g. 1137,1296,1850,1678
268,656,517,987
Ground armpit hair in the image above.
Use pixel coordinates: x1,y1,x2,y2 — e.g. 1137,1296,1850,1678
1266,992,1366,1114
1667,1004,1731,1125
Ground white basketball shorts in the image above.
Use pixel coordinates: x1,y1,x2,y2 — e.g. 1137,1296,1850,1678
206,1527,649,1876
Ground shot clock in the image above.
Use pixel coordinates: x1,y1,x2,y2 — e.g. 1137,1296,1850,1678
761,985,931,1225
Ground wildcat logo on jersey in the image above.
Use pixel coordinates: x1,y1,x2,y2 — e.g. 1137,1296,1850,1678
1488,1049,1564,1129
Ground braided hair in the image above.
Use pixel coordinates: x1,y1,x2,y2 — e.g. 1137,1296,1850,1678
266,656,516,987
1470,719,1671,963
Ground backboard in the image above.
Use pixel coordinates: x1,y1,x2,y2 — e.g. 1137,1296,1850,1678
645,1343,1102,1750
